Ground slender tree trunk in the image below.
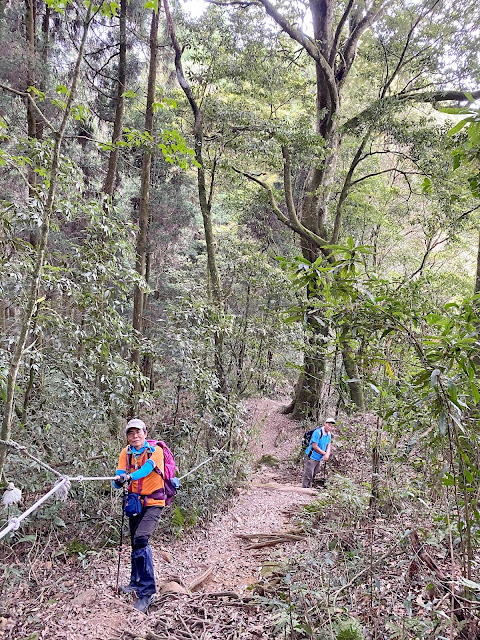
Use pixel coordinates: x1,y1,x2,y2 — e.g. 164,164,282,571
342,340,365,411
25,0,36,145
0,5,92,479
22,0,50,423
0,301,5,333
163,0,227,394
102,0,127,199
235,282,250,390
475,229,480,294
22,0,41,422
24,0,50,408
130,9,159,400
369,416,381,513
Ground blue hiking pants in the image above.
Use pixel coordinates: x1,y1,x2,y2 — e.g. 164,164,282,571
128,506,163,597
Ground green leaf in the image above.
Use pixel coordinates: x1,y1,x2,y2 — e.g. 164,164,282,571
53,517,66,528
13,535,37,545
442,473,455,486
438,410,447,435
467,121,480,146
144,0,158,11
422,177,432,193
470,382,480,405
447,117,473,136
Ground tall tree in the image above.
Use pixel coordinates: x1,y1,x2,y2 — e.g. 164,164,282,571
212,0,480,417
102,0,127,199
163,0,227,393
0,2,93,478
130,8,159,401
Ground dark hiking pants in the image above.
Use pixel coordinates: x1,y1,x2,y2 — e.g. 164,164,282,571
128,506,163,597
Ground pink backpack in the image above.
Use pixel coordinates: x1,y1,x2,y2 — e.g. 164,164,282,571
147,440,179,505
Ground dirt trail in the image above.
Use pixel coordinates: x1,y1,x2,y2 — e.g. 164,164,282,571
4,398,317,640
148,397,313,595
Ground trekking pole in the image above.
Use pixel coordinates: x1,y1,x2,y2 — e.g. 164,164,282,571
115,485,128,595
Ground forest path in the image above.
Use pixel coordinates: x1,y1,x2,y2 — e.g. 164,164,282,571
17,397,316,640
144,397,313,594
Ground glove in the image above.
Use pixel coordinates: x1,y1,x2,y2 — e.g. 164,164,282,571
115,473,131,487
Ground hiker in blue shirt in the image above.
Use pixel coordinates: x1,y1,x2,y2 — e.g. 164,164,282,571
302,418,335,488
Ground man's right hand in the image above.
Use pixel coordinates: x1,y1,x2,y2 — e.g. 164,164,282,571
115,473,131,487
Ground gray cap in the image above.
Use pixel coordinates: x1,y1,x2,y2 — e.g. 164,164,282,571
125,418,147,435
324,417,336,424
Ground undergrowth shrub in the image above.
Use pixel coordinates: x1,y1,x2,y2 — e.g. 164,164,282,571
335,618,365,640
301,474,370,527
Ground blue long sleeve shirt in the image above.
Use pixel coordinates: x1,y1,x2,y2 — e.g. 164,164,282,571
113,441,156,488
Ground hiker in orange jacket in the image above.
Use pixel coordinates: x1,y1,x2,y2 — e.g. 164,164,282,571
113,418,165,613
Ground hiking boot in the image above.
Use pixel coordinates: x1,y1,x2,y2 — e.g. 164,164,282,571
134,594,154,613
118,584,137,595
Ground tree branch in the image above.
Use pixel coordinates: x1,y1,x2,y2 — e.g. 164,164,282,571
232,165,330,253
349,167,425,187
380,0,442,99
344,89,480,131
337,0,393,87
332,131,371,243
0,83,56,134
256,0,339,116
330,0,355,67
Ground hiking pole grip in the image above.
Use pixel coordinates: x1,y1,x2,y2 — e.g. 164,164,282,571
115,486,128,595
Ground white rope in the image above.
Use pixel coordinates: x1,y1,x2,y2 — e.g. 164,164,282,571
0,477,70,541
69,476,118,482
178,448,227,481
0,439,230,542
0,476,122,542
0,438,62,477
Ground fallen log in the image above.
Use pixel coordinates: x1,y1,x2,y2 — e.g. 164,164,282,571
235,532,304,542
245,536,301,550
246,481,317,495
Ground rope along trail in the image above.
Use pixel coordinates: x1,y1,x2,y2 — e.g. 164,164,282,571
0,438,226,541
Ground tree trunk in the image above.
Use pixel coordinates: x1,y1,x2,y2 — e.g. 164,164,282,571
163,0,227,394
259,0,367,417
102,0,127,199
283,319,328,420
0,301,5,333
0,5,92,479
369,416,381,513
342,341,365,411
130,9,159,402
475,228,480,294
25,0,37,146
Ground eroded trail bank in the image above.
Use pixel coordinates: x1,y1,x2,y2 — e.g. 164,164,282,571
4,398,316,640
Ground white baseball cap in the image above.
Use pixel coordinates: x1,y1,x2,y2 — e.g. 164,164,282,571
125,418,147,435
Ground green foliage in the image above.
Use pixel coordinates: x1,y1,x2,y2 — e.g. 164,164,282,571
335,618,365,640
303,474,370,524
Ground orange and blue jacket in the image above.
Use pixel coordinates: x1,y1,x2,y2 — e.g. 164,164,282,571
116,442,165,507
